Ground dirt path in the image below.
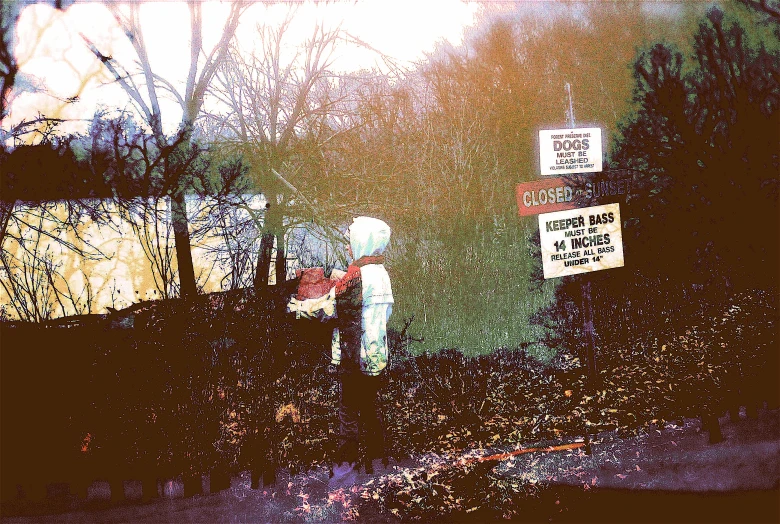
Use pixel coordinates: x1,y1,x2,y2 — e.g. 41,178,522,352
3,408,778,523
499,407,779,493
486,408,779,522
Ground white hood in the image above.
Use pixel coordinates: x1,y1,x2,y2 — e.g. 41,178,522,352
348,216,393,307
349,216,391,260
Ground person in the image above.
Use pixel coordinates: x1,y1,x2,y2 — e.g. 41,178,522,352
288,216,394,477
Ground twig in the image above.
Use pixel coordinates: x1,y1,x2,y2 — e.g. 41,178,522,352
465,442,586,465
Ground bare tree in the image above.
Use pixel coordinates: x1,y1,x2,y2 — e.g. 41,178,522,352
186,155,265,290
207,12,360,286
83,110,217,299
0,119,116,321
82,2,246,298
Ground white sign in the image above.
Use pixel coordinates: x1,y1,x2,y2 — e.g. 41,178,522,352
539,203,624,279
539,127,602,176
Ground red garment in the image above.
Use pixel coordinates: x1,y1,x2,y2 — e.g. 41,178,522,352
295,268,339,300
334,265,363,373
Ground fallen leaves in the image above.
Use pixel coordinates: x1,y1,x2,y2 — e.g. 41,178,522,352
220,293,774,520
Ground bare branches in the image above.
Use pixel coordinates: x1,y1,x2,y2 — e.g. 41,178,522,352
210,15,343,150
79,1,248,297
342,31,409,78
0,206,99,322
80,33,155,126
736,0,780,22
186,2,245,124
115,196,179,299
0,113,86,150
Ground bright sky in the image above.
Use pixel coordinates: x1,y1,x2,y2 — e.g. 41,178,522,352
6,0,479,136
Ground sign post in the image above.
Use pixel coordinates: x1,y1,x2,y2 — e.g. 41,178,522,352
531,83,624,453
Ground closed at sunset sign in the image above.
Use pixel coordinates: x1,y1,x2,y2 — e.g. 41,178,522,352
516,178,581,216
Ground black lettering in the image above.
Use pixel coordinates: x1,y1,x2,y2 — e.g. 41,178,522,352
564,257,589,267
589,213,613,226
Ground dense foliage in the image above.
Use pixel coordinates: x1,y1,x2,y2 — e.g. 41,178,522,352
1,288,774,519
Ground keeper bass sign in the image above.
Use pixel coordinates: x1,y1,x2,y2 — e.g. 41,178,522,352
539,203,624,279
539,127,602,176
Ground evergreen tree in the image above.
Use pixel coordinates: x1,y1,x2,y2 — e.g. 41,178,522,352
533,6,779,356
614,6,779,296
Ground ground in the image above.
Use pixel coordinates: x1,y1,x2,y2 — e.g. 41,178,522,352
3,407,777,523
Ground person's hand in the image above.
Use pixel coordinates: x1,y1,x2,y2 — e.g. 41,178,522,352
330,269,346,280
287,297,302,317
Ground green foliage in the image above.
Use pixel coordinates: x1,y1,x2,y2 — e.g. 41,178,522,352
389,220,555,356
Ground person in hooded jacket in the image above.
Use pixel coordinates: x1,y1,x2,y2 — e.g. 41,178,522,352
288,216,394,475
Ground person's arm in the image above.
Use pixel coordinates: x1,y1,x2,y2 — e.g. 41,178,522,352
287,287,336,320
286,269,348,320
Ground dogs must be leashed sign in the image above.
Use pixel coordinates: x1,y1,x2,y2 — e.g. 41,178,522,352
539,203,624,279
539,127,602,176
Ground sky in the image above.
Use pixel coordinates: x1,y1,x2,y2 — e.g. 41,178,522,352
5,0,480,136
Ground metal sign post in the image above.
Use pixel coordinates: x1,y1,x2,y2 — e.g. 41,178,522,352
563,84,598,391
565,83,596,453
530,84,623,454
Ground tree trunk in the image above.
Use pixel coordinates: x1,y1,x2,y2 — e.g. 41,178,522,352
254,200,286,287
171,191,197,298
254,232,274,289
275,230,286,284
